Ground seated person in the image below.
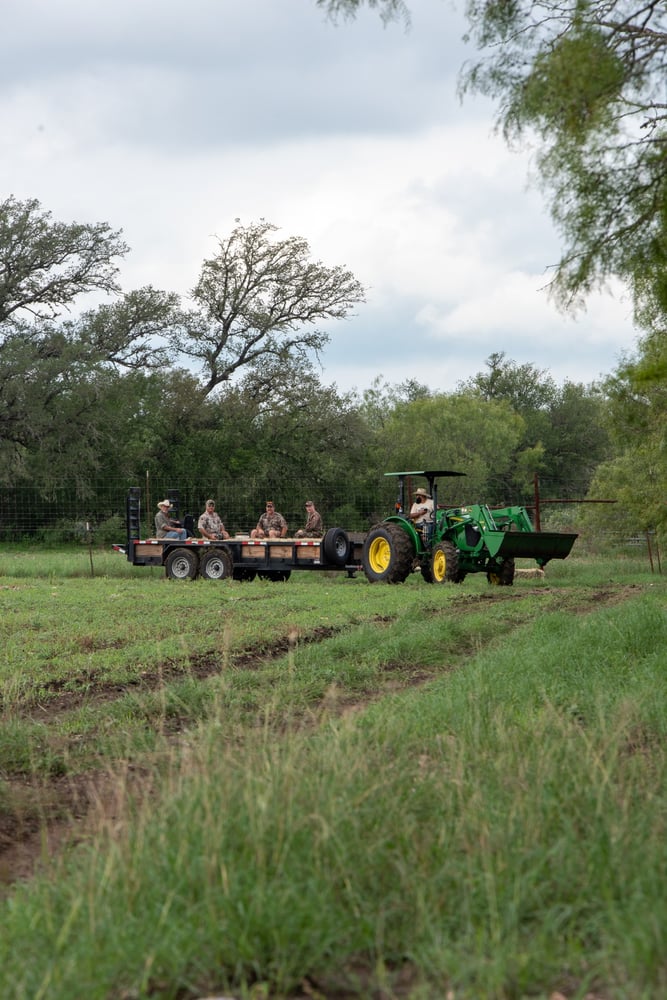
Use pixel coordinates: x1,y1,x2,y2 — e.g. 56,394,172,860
155,500,187,540
250,500,288,539
295,499,323,538
408,488,434,528
198,499,230,540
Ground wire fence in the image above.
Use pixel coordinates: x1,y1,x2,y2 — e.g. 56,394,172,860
0,475,393,545
0,476,661,575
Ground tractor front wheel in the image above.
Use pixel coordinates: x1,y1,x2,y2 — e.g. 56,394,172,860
487,557,515,586
430,541,460,584
362,523,414,584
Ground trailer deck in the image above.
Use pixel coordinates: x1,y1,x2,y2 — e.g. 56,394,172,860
115,489,365,581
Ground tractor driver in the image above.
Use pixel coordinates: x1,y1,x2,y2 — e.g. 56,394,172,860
408,487,434,527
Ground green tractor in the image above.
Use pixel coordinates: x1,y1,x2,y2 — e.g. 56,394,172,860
362,469,578,585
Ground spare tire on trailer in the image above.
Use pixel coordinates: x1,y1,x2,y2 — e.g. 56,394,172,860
322,527,351,566
199,547,233,581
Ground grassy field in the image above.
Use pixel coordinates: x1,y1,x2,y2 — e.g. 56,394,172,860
0,547,666,1000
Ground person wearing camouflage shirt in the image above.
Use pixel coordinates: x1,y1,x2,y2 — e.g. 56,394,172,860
198,499,230,540
251,500,288,539
295,500,323,538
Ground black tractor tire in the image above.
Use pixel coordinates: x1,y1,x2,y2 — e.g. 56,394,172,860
487,557,515,586
199,547,233,581
257,570,292,582
165,547,198,580
322,527,351,566
362,522,414,584
430,540,460,584
233,567,257,582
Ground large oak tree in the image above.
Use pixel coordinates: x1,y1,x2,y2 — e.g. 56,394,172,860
174,220,366,396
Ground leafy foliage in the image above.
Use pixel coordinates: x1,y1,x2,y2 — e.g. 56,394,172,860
176,220,366,396
461,1,667,323
584,328,667,533
0,195,127,322
0,195,651,540
316,0,410,25
457,352,610,499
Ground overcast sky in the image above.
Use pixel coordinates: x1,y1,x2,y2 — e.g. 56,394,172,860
1,0,638,395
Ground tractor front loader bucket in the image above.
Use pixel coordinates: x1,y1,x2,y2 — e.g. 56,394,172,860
484,530,578,564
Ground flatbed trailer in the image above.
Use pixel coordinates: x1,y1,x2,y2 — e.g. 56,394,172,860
114,488,363,581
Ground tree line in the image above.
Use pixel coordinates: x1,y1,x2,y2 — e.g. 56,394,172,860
314,1,666,542
4,2,667,544
0,195,663,545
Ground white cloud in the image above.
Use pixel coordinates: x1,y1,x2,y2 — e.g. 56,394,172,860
0,0,640,398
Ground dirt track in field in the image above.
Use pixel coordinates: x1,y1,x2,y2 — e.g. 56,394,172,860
0,584,642,890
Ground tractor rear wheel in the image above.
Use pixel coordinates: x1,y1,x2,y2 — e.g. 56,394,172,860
430,541,460,583
362,523,414,584
487,557,515,586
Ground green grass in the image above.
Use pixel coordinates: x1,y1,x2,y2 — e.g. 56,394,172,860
0,549,665,999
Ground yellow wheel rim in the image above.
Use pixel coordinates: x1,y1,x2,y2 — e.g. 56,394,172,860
432,548,446,582
368,536,391,574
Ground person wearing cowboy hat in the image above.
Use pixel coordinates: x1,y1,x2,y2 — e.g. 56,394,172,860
155,499,187,540
408,487,434,527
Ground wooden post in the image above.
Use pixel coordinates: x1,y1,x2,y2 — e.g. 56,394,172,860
86,522,95,578
145,469,150,539
533,473,541,531
646,530,655,573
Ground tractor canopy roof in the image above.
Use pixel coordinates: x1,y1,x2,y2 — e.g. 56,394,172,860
384,470,466,479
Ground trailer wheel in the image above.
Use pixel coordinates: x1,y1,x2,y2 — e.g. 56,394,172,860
430,541,460,584
362,523,413,584
487,557,515,586
323,527,350,566
200,547,233,581
165,547,198,580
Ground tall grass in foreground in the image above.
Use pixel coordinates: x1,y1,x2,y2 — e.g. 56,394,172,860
1,592,665,999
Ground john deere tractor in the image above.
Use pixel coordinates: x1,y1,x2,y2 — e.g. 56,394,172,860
362,470,578,585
